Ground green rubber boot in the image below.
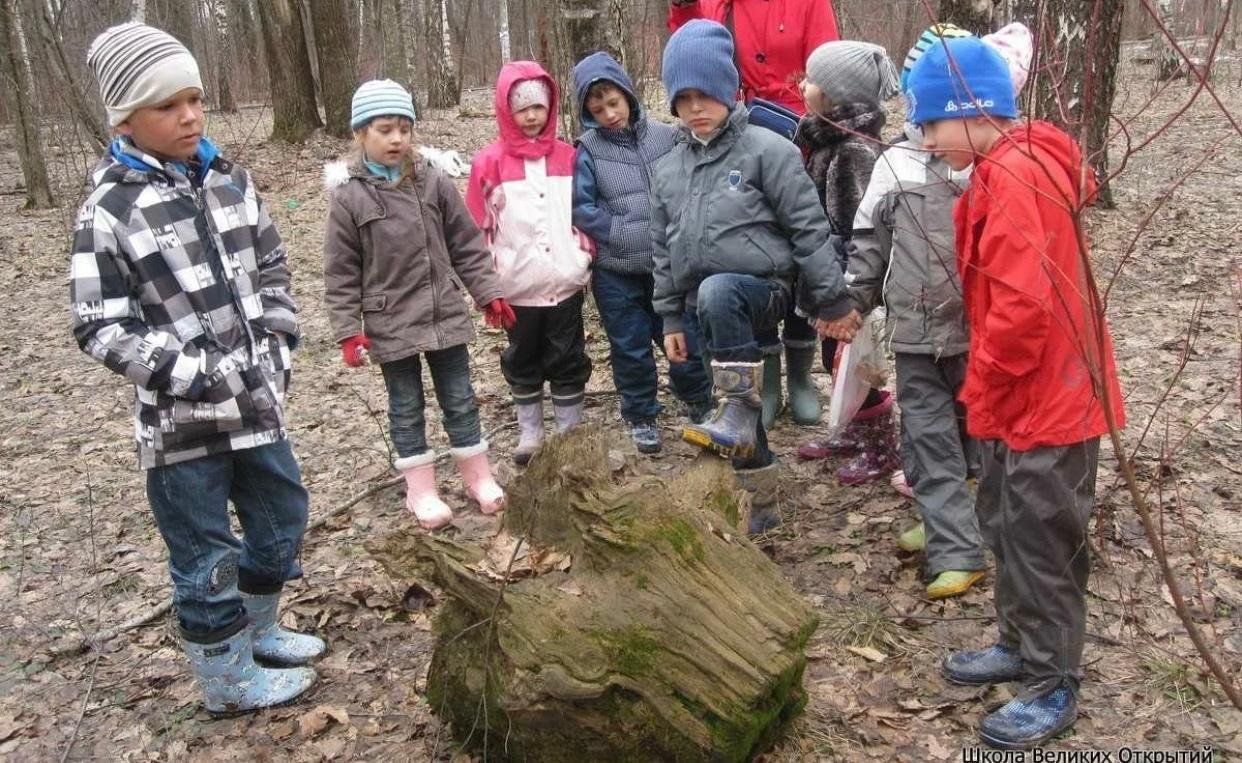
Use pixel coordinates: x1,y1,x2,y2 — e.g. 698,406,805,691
761,352,783,430
784,344,822,425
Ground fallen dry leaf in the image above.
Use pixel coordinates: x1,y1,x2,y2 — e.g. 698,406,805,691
845,645,887,663
299,704,350,738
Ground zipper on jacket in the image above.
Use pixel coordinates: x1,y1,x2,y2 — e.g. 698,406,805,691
193,175,260,366
408,177,444,346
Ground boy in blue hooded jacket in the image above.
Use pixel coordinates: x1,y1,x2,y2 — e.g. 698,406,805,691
572,52,714,454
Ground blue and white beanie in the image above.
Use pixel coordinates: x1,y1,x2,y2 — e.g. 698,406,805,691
904,36,1018,126
351,79,416,130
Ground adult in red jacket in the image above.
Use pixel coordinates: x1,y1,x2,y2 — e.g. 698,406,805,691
667,0,840,115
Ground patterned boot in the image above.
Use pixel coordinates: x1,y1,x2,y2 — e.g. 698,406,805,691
683,361,763,460
243,592,327,666
183,625,316,716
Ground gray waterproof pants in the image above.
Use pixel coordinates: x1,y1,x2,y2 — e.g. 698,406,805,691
976,438,1101,698
895,353,985,575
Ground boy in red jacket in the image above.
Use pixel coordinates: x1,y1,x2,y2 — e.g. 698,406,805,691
906,37,1125,750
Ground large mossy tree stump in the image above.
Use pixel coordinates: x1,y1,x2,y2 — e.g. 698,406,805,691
368,427,818,762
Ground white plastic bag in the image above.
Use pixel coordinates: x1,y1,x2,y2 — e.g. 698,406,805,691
825,309,890,436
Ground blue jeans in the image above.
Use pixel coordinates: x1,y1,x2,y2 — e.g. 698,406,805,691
756,293,818,353
694,273,789,363
592,269,712,422
146,440,309,641
380,345,481,457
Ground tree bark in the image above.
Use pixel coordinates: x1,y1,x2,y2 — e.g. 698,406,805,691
368,430,817,762
938,0,998,34
256,0,323,142
422,0,459,107
0,0,54,208
1010,0,1123,206
499,0,512,61
212,0,238,113
309,0,358,137
27,0,108,149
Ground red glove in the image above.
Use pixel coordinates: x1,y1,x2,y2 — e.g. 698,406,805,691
340,334,371,367
483,299,516,330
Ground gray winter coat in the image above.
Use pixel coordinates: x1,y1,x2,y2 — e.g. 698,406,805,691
650,104,851,334
847,136,971,357
323,154,505,364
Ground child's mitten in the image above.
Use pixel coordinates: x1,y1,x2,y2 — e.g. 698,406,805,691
483,299,517,330
340,334,371,367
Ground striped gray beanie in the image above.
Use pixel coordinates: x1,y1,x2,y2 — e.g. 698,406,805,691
351,80,416,130
805,41,901,109
87,23,203,127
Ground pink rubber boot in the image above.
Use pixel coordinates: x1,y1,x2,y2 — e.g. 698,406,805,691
395,452,453,530
452,442,506,515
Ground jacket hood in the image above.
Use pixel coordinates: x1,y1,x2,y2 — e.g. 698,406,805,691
993,120,1097,205
573,52,640,129
494,60,560,159
322,148,431,191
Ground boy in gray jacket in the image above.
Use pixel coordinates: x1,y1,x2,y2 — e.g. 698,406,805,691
652,20,851,534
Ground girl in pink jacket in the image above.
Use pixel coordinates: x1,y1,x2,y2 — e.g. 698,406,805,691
467,61,594,464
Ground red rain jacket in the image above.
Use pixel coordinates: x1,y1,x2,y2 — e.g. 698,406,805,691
954,121,1125,451
667,0,839,115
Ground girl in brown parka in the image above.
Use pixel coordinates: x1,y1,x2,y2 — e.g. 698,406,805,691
323,79,515,531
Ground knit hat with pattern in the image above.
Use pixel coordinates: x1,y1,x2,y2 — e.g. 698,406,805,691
351,79,417,129
87,22,203,126
509,78,552,113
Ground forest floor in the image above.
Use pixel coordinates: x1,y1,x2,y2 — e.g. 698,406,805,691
0,56,1240,762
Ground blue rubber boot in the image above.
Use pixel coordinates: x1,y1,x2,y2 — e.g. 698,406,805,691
183,625,316,716
979,684,1078,750
683,361,763,460
942,643,1024,685
244,592,327,666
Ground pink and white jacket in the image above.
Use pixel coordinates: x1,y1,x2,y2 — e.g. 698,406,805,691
466,61,593,308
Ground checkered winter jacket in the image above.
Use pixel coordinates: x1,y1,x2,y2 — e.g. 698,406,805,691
69,137,299,468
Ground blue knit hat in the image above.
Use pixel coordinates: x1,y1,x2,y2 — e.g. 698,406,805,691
661,20,739,115
904,36,1018,126
350,79,416,130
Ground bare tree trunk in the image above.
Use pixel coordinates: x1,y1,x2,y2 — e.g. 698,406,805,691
149,0,196,52
27,0,108,149
1012,0,1123,206
214,0,238,113
938,0,998,33
378,0,399,79
422,0,459,107
257,0,323,142
499,0,512,61
1154,0,1182,79
0,0,54,208
310,0,359,137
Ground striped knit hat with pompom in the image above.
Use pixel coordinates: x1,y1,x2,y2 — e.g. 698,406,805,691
87,22,203,126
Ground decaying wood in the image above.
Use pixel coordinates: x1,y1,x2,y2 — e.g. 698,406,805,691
369,427,818,762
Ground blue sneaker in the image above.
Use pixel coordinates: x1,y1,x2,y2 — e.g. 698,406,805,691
630,419,662,454
980,684,1077,750
943,643,1024,686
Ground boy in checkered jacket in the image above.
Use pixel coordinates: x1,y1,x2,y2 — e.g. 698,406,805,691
68,23,320,715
